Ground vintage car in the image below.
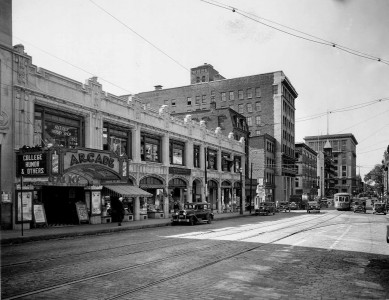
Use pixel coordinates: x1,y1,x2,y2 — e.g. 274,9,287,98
290,202,298,210
353,200,366,213
372,202,387,215
277,201,291,212
171,202,214,225
255,202,276,216
307,201,320,213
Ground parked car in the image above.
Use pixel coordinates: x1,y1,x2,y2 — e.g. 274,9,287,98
290,202,298,210
353,200,366,214
277,201,291,212
373,202,387,215
307,201,320,213
255,202,276,216
171,202,214,225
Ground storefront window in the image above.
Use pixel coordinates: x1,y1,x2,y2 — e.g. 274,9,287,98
103,124,131,157
141,134,161,162
170,140,185,165
207,149,217,170
35,106,83,148
193,145,200,168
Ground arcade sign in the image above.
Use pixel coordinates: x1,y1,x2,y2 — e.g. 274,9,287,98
63,149,120,173
17,152,48,176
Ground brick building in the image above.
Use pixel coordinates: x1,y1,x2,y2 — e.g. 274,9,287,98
135,63,298,202
249,134,276,202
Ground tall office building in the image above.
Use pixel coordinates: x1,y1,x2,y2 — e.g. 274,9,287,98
135,64,298,201
304,134,358,195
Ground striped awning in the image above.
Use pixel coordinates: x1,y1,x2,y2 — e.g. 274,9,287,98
104,185,152,197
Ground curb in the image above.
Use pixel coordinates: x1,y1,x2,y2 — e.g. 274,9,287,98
1,213,250,245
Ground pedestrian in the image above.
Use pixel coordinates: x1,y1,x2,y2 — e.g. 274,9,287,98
173,201,180,212
117,197,125,226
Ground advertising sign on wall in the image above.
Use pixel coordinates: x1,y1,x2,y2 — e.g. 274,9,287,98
91,191,101,215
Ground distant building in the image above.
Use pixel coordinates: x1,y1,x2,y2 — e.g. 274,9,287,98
249,134,276,202
382,146,389,198
316,151,325,198
295,143,318,195
135,63,298,202
304,134,358,195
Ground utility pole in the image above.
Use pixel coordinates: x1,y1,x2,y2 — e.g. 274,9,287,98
249,162,253,214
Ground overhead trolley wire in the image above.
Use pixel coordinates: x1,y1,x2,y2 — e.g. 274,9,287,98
200,0,389,66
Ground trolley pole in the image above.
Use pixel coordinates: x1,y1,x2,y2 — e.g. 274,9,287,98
20,175,24,237
249,162,253,214
240,168,243,215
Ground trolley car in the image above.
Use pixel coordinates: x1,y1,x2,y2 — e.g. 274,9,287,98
334,193,351,211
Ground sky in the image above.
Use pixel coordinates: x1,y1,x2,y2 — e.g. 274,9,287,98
12,0,389,179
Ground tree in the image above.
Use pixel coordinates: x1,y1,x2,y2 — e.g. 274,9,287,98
364,164,384,196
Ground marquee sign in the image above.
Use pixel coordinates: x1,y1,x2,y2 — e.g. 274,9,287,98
63,149,120,173
17,152,48,176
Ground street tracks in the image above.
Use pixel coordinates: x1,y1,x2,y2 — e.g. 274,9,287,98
2,211,347,300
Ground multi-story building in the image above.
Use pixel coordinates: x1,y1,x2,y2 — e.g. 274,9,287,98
249,134,276,202
323,140,338,197
316,151,325,198
135,63,298,202
0,8,245,229
382,146,389,198
171,103,252,209
304,134,358,195
295,143,318,196
0,0,15,229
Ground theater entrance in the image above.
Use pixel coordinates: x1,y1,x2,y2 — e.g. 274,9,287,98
42,186,85,225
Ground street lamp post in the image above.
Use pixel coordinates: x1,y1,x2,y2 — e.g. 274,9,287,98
240,167,243,215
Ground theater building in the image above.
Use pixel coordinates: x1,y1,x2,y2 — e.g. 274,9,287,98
2,44,245,230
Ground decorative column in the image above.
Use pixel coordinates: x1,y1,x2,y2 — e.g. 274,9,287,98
217,147,222,172
217,184,222,213
162,133,170,166
131,125,141,163
201,145,206,201
186,139,193,168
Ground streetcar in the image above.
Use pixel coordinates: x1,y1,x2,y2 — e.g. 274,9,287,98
334,193,351,211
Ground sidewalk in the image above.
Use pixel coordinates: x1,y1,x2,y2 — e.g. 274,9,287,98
1,211,252,245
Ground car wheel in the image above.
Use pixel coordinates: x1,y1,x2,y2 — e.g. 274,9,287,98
207,214,212,224
189,217,195,226
171,221,176,226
